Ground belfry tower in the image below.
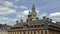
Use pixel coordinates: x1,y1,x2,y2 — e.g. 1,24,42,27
31,4,37,21
26,4,38,24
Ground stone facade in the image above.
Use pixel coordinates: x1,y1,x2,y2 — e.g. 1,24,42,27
0,24,11,34
8,4,60,34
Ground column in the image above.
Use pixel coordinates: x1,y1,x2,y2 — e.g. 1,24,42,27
39,30,41,34
32,31,34,34
47,30,49,34
17,31,19,34
19,31,20,34
36,31,39,34
16,32,17,34
43,31,45,34
25,31,28,34
14,32,15,34
8,32,10,34
29,31,31,34
21,31,23,34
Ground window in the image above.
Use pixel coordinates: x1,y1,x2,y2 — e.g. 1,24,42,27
38,31,40,34
23,31,25,34
34,31,36,34
41,31,43,34
45,31,47,34
31,31,32,34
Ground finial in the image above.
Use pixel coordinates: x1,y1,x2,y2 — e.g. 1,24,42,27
29,11,30,14
21,16,22,20
16,20,18,24
20,16,23,22
43,16,46,19
32,4,35,9
28,11,31,15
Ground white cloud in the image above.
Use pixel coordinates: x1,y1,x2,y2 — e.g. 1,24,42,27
39,13,47,19
15,0,19,1
49,12,60,22
23,10,39,15
1,1,18,8
16,10,39,19
16,15,24,18
23,10,30,15
52,21,56,23
4,1,14,7
0,6,16,15
49,12,60,18
0,17,18,25
20,5,28,9
14,5,18,8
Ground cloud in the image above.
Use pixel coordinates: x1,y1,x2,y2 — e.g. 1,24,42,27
39,13,47,19
23,10,30,15
15,0,19,1
14,5,18,8
23,10,39,15
49,12,60,22
49,12,60,18
0,6,16,15
52,21,56,23
0,17,18,25
0,1,18,8
16,10,39,19
16,14,24,18
4,1,14,7
20,5,28,9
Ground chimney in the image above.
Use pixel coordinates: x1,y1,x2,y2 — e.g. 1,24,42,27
36,17,39,20
47,18,49,21
20,17,23,23
26,19,32,25
16,20,18,24
26,19,29,24
50,19,52,22
43,16,46,20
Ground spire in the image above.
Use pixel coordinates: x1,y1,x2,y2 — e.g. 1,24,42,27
20,17,23,22
31,4,36,13
31,4,37,21
28,11,31,15
32,4,35,11
16,20,18,24
32,4,35,9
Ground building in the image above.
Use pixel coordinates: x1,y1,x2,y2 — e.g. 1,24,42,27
0,24,11,34
8,4,60,34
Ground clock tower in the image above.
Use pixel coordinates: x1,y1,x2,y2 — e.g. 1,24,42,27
31,4,37,21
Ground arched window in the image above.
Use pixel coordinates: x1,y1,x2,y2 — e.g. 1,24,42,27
38,31,40,34
34,31,36,34
23,31,25,34
45,31,47,34
41,31,43,34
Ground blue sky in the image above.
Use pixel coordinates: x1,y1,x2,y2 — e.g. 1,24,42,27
0,0,60,25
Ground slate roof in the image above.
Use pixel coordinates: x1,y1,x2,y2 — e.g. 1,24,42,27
0,24,11,30
14,22,27,27
10,18,60,31
13,19,60,28
29,20,44,26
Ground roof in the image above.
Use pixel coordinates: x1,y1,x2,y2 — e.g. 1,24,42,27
13,22,27,27
10,19,60,31
29,20,44,26
0,24,11,30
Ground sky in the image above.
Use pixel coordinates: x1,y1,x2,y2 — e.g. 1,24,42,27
0,0,60,25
